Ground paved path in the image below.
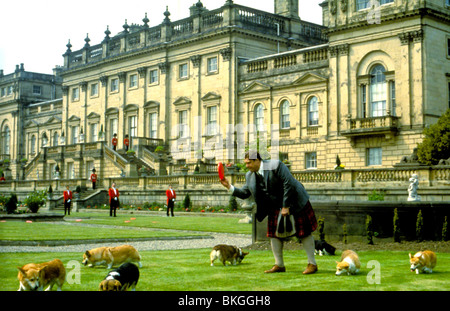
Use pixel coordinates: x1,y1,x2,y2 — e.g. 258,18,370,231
0,221,252,253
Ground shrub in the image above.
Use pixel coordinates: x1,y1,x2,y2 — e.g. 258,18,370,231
183,194,191,211
229,195,238,212
342,223,348,244
5,193,18,214
368,189,385,201
317,217,325,241
442,216,449,241
393,208,401,243
23,190,46,213
416,108,450,165
366,215,374,245
416,210,424,242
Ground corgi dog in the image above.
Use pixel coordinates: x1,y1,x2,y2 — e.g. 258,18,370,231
210,244,248,266
335,250,361,275
99,262,140,291
17,259,66,291
409,250,437,274
82,245,142,269
314,240,336,256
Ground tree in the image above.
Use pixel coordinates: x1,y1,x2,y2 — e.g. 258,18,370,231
417,109,450,165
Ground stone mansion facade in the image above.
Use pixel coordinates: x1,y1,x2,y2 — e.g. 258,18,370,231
0,0,449,182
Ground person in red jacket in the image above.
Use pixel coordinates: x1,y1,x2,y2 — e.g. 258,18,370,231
90,168,98,190
112,133,118,151
63,185,72,216
166,184,176,217
108,182,120,217
124,134,130,152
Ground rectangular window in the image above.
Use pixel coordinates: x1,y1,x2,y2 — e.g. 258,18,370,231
7,86,13,95
179,110,188,138
367,147,382,166
90,123,98,143
71,126,79,144
447,38,450,58
150,69,158,84
448,82,450,109
110,118,118,139
179,63,188,79
129,74,138,88
90,83,98,97
72,87,79,102
128,116,137,137
149,113,158,138
207,57,218,73
361,84,367,118
32,85,42,95
1,88,5,97
110,78,119,92
306,152,317,169
206,106,217,135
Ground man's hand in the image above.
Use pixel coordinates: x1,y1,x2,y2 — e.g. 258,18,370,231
281,207,290,216
220,177,231,190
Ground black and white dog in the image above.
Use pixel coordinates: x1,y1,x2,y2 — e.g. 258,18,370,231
314,240,336,256
99,262,140,291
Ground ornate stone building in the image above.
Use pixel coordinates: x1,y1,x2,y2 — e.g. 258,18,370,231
2,0,450,182
0,64,62,180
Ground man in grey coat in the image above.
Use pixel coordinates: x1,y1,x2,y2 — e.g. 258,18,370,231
220,152,318,274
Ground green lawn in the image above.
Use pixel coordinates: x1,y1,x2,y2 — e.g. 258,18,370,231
65,212,252,234
0,219,203,241
0,249,449,291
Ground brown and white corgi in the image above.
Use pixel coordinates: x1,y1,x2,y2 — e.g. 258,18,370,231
99,262,140,291
210,244,248,266
409,250,437,274
335,250,361,275
82,245,142,269
17,259,66,291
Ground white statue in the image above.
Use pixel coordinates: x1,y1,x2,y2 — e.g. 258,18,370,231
407,174,421,201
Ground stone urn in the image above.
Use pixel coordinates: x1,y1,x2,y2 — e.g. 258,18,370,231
239,197,255,224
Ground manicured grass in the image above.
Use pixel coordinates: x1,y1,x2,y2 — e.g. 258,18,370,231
0,219,203,241
1,250,449,291
65,212,252,235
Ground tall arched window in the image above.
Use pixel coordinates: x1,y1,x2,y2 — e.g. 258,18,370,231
308,96,319,126
30,135,36,155
280,100,290,129
2,126,10,154
370,65,387,117
254,104,264,131
53,132,59,147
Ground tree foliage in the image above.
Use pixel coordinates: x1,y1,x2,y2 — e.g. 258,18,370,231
417,109,450,165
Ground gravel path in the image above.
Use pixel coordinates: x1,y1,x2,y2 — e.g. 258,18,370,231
0,221,252,253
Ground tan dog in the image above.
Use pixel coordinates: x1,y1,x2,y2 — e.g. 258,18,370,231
409,250,437,274
210,244,248,266
335,250,360,275
82,245,142,269
17,259,66,291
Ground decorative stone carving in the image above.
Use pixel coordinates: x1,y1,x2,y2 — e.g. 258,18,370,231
407,174,421,202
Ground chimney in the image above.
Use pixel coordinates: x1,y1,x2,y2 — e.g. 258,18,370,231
274,0,300,20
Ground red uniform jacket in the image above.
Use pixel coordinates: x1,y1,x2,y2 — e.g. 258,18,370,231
124,138,129,146
63,190,72,202
90,173,97,183
166,189,176,205
112,137,118,146
109,187,119,203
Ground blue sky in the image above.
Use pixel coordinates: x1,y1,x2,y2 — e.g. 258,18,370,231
0,0,323,75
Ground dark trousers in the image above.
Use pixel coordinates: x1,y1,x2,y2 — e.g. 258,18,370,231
92,182,96,190
64,200,71,215
110,198,119,217
167,199,174,217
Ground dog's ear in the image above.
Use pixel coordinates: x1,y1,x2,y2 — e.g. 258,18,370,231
114,280,122,291
336,261,340,264
99,281,105,291
17,267,26,277
85,250,91,257
408,253,412,259
243,252,249,257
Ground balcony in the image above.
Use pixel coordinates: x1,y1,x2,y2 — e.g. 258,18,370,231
341,115,400,139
